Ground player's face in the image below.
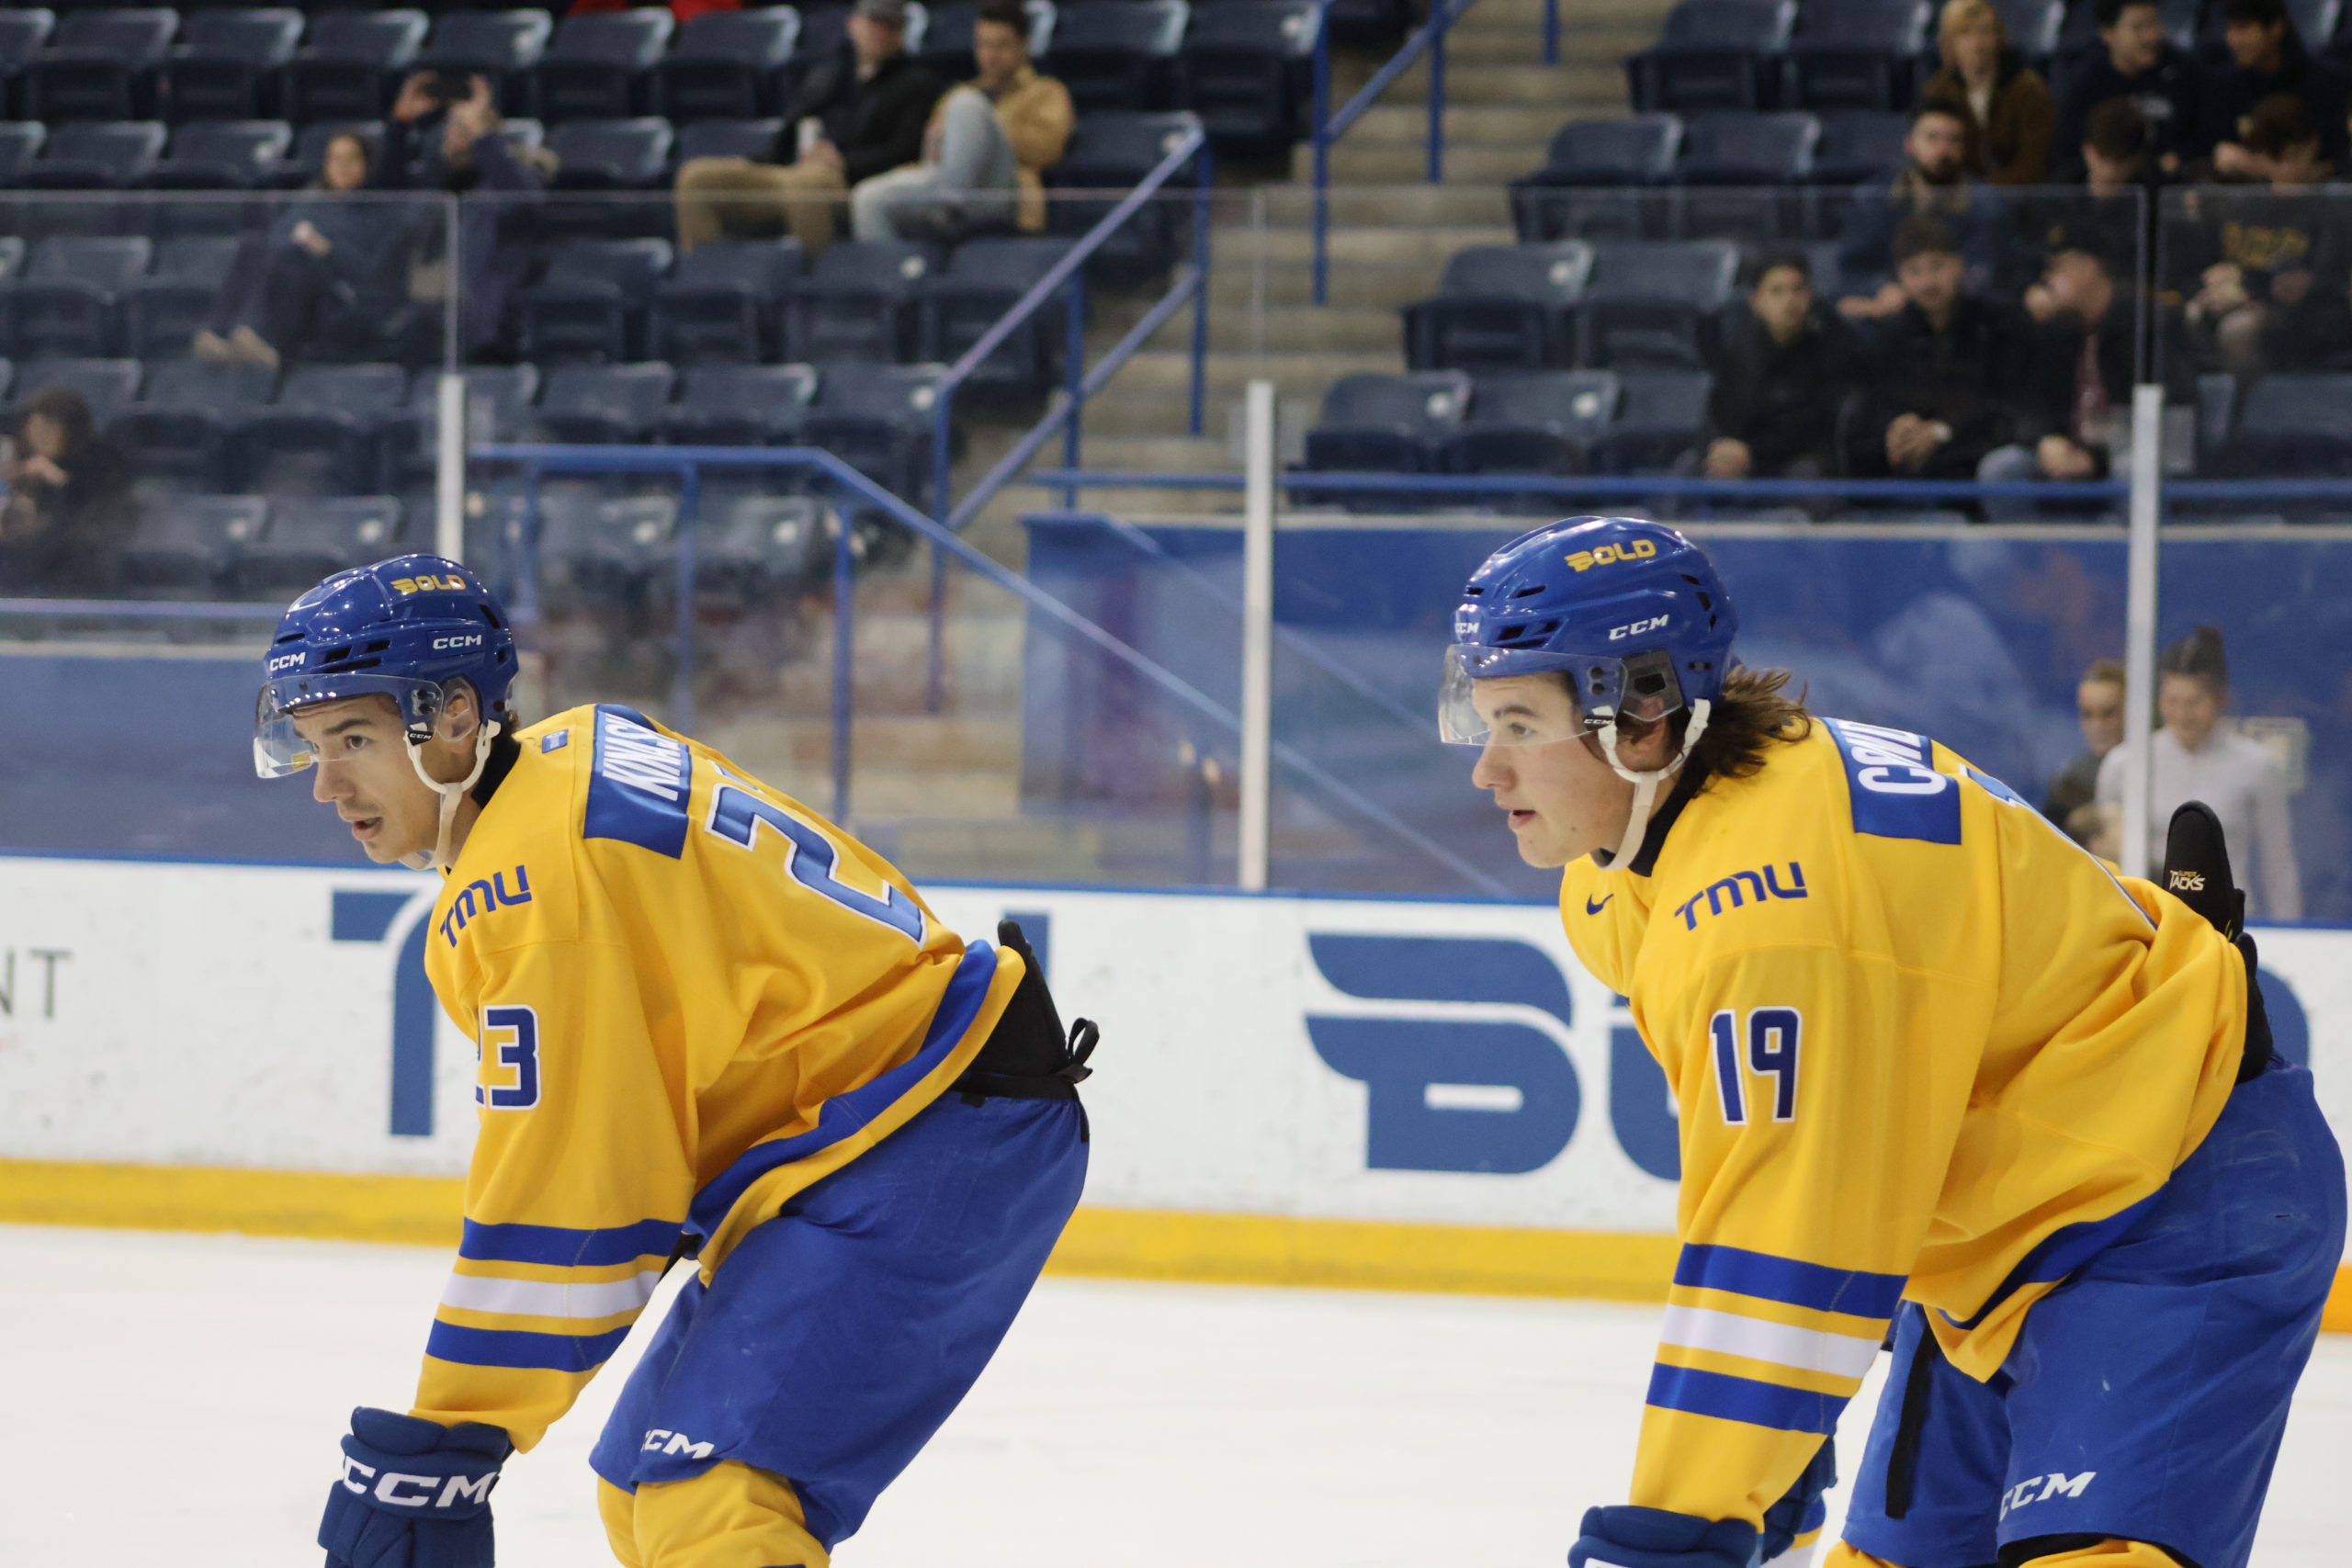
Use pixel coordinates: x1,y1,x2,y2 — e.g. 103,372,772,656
1466,675,1646,869
292,695,441,863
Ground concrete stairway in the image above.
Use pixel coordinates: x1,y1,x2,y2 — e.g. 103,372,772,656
945,0,1667,549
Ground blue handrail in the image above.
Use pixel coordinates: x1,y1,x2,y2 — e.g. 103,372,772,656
468,442,1510,895
1023,469,2134,502
1311,0,1479,305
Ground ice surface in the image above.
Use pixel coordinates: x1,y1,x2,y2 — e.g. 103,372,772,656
1,1224,2344,1566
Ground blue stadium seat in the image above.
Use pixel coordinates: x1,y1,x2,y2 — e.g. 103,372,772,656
1442,371,1621,491
536,360,676,443
0,122,48,186
420,9,554,116
915,235,1076,390
1401,243,1592,371
1625,0,1797,113
697,491,830,601
1178,0,1319,154
123,233,242,357
675,117,785,163
536,488,679,608
230,494,405,597
1510,114,1681,243
149,117,289,188
917,1,1057,81
547,116,674,189
232,362,409,496
1322,0,1413,48
1043,110,1204,277
4,235,153,357
0,238,22,281
653,8,799,120
799,361,951,501
110,356,277,491
2211,373,2352,476
650,239,803,364
21,118,167,188
532,8,672,121
0,12,57,119
383,362,539,489
1670,109,1817,240
157,7,302,124
24,8,181,123
1575,238,1740,368
281,11,427,129
14,356,142,424
1809,107,1906,186
1046,0,1188,114
1781,0,1928,111
785,239,940,364
515,238,673,364
1985,0,2064,63
0,356,15,401
662,362,819,444
1589,367,1714,472
118,491,267,596
1300,371,1472,502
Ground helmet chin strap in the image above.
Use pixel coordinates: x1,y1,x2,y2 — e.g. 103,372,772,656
1594,698,1711,869
397,719,503,873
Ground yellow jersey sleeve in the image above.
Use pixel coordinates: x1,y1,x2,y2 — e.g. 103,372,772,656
411,932,695,1452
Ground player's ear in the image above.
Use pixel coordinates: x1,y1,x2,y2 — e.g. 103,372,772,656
436,681,481,743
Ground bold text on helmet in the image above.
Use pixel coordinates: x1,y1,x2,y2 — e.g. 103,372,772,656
391,574,469,594
1566,539,1658,573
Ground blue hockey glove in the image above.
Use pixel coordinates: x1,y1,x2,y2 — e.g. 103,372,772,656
1758,1438,1837,1562
318,1407,512,1568
1568,1506,1757,1568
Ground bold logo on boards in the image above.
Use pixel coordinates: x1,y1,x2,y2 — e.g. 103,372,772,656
1671,863,1807,931
1566,539,1657,572
390,573,468,594
440,865,533,947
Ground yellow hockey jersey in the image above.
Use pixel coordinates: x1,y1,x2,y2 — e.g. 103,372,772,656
408,704,1023,1450
1560,716,2245,1533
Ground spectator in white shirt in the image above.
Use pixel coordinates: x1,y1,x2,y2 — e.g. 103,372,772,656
2097,625,2302,918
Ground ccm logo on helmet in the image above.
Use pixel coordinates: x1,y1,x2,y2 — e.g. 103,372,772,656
390,573,469,594
1609,615,1669,641
267,651,304,672
1566,539,1658,572
432,635,484,651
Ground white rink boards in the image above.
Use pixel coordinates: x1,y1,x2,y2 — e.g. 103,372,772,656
1,1225,2346,1568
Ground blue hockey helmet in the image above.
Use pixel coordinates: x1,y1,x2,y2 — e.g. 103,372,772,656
254,554,518,779
1439,517,1736,748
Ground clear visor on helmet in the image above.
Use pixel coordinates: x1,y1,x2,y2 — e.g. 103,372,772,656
253,673,449,779
1437,645,1687,748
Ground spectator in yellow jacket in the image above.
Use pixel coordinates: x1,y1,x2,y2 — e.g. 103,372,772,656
851,0,1074,241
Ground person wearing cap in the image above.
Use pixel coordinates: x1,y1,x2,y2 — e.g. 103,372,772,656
2097,626,2302,919
673,0,944,254
850,0,1073,241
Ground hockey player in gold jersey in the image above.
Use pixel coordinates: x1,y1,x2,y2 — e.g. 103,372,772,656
1443,519,2342,1568
256,556,1094,1568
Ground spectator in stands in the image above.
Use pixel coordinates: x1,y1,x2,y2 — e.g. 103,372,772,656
2181,95,2349,374
1837,99,2008,320
2051,0,2207,181
2097,625,2301,917
673,0,944,254
2082,94,2157,195
0,386,136,597
2208,0,2350,178
1697,251,1860,484
1842,216,2031,482
2046,656,2126,835
192,130,410,372
379,72,549,363
2009,99,2154,297
851,0,1074,241
1920,0,2056,186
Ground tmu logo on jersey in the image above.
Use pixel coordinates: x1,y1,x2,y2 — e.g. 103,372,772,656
1825,717,1961,845
1671,863,1807,931
439,864,532,947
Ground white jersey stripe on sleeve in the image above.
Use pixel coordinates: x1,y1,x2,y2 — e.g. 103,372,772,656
440,1269,663,1321
1658,1303,1883,1382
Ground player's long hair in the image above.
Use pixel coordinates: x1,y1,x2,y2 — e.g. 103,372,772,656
1610,665,1813,783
